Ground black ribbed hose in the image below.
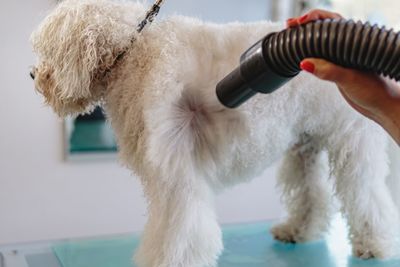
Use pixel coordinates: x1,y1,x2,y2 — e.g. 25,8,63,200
216,19,400,108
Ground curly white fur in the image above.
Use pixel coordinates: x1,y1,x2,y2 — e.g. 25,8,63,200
31,0,143,115
31,0,400,266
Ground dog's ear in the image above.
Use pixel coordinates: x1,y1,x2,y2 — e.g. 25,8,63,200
31,0,144,115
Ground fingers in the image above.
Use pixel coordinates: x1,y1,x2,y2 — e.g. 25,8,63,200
301,9,343,22
299,58,354,85
286,9,343,28
286,18,300,28
299,58,383,91
300,58,392,115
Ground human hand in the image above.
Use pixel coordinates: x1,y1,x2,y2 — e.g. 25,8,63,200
287,9,400,144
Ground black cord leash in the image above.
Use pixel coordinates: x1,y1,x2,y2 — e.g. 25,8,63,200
107,0,165,72
137,0,165,33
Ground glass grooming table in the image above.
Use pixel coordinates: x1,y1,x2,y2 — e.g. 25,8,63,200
1,217,399,267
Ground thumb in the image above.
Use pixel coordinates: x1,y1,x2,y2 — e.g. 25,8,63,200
300,58,355,85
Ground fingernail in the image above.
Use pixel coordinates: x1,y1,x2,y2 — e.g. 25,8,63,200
299,14,308,23
286,19,295,27
300,61,315,73
286,18,295,22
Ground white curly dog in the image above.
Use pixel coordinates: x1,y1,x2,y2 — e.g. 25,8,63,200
31,0,400,266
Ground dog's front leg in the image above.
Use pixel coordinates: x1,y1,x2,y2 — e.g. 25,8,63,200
134,179,169,267
135,178,222,267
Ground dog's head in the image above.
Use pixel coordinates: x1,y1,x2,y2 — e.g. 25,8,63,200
30,0,145,116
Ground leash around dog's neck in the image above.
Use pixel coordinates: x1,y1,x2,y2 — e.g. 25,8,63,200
113,0,165,65
137,0,165,33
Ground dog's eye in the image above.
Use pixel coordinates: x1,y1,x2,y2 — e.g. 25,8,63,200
30,66,37,80
46,73,50,80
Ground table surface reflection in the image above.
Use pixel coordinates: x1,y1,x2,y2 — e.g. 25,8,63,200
1,216,399,267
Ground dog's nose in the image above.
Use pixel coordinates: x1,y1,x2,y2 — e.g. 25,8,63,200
30,71,35,80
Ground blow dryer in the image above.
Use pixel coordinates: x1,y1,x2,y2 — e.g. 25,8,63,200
216,19,400,108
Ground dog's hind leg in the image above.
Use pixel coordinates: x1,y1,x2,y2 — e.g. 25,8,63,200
331,125,399,259
271,135,336,243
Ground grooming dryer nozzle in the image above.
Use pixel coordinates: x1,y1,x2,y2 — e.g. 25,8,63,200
216,37,294,108
216,19,400,108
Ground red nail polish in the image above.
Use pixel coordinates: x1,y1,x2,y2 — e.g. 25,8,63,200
300,61,315,73
286,17,295,22
299,14,308,23
286,18,295,27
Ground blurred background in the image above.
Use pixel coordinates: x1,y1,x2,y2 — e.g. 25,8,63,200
0,0,399,247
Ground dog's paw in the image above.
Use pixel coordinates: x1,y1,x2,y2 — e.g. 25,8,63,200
352,240,394,259
270,223,301,244
353,247,376,259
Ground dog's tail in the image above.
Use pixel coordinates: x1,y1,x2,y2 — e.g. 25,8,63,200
146,87,247,186
386,137,400,208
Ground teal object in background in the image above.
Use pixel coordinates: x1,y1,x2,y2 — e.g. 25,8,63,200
69,120,117,154
53,218,400,267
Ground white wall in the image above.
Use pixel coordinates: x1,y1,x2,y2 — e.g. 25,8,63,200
160,0,271,23
0,0,284,245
